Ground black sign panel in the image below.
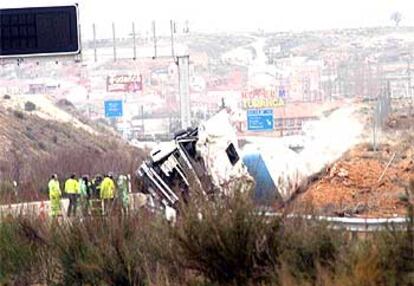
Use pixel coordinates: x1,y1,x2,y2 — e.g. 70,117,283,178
0,5,79,57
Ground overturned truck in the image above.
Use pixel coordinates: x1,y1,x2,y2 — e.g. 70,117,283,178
137,109,309,211
136,110,315,210
137,106,364,211
137,111,252,210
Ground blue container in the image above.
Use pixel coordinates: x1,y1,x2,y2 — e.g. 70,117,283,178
242,152,279,204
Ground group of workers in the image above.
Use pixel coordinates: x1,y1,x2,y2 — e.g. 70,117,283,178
47,173,130,217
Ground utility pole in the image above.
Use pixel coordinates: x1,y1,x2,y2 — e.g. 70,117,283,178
132,22,137,60
112,22,117,62
93,23,97,62
401,52,413,114
177,55,191,129
141,105,145,133
152,21,157,59
170,20,175,59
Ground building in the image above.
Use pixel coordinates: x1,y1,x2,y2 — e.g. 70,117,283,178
236,100,346,137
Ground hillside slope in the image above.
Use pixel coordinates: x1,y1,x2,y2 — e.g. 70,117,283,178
0,94,145,203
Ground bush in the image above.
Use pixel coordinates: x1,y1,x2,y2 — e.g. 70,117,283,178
13,110,24,119
54,215,152,285
3,94,11,100
24,130,36,141
170,192,282,285
0,221,31,284
56,99,75,108
279,219,342,282
375,179,414,285
38,142,47,151
24,101,36,112
0,217,49,285
0,181,15,194
0,212,172,285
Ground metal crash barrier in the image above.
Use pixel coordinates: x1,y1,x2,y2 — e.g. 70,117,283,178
0,193,148,219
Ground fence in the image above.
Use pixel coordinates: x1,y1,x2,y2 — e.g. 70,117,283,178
372,85,392,151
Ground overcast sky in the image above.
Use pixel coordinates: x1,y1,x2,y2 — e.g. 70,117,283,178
1,0,413,38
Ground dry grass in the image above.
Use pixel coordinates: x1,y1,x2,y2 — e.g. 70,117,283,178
0,144,145,204
0,183,413,285
0,105,146,204
0,130,412,284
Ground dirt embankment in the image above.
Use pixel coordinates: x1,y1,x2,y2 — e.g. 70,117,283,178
292,113,414,217
0,95,146,202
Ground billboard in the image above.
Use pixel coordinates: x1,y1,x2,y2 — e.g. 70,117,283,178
242,88,284,109
106,74,143,92
0,5,80,58
104,100,123,118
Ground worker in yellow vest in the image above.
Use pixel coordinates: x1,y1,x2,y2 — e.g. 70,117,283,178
65,174,79,217
100,173,116,215
48,174,62,217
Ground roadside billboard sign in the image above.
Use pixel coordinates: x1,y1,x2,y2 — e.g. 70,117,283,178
247,109,274,131
104,100,123,118
106,74,143,92
242,88,284,109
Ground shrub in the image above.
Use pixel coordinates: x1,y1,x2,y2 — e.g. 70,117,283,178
0,181,15,194
3,94,11,100
375,179,414,285
0,218,47,285
0,214,157,285
24,101,36,112
170,192,282,285
54,215,152,286
279,218,342,283
38,141,47,151
331,241,382,286
24,130,35,141
13,110,24,119
56,99,75,108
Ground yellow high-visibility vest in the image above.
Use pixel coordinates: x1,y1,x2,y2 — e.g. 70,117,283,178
48,179,61,200
100,177,115,199
65,178,79,194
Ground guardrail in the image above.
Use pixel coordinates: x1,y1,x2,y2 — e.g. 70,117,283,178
0,198,410,232
265,212,409,232
0,193,147,219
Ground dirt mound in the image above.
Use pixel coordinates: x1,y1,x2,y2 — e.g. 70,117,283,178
290,110,414,218
293,141,414,217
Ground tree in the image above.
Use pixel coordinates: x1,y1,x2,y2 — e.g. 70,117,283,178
391,12,402,27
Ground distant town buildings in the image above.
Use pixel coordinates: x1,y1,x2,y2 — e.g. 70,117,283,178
1,27,414,140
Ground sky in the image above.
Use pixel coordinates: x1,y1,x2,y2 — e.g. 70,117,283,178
1,0,413,38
